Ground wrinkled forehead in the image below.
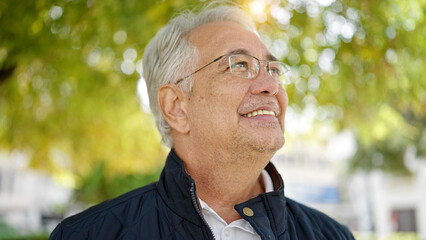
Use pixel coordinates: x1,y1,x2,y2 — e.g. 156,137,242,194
187,21,273,62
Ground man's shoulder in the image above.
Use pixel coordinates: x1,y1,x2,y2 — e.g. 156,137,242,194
285,197,354,239
285,197,337,225
50,182,158,239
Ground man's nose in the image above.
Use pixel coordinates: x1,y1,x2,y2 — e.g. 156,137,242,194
248,66,280,95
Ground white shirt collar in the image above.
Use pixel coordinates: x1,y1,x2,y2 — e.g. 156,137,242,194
262,169,274,193
199,169,274,239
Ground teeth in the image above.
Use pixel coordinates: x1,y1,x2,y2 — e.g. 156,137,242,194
243,110,276,118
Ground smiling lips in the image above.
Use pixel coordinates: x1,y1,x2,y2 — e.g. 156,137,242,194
242,109,277,118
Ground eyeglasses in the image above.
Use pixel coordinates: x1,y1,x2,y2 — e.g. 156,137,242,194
175,53,291,85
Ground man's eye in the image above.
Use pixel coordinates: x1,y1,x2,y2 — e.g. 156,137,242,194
269,67,281,76
231,61,248,70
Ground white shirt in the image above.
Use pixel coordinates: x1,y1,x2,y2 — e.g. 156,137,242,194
199,170,274,240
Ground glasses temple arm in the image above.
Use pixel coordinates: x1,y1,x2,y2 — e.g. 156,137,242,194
175,55,225,84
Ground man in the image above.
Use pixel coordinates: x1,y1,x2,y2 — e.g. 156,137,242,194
50,3,354,240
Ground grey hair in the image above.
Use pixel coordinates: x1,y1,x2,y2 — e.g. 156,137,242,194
142,2,256,148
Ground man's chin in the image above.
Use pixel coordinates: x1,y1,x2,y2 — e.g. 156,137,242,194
248,135,285,154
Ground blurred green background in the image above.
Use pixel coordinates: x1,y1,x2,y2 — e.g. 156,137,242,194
0,0,425,238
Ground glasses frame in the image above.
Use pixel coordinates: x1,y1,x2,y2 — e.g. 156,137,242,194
175,53,290,85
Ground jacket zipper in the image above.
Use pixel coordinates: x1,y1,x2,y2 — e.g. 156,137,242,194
190,182,216,240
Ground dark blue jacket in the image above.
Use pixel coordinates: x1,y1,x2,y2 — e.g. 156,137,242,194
50,150,354,239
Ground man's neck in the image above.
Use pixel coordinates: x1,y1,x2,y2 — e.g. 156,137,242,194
180,148,273,223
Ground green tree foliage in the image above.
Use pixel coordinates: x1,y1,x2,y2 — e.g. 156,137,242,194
1,0,425,204
0,0,206,201
247,0,426,174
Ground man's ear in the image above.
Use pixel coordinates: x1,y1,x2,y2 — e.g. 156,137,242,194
157,84,190,134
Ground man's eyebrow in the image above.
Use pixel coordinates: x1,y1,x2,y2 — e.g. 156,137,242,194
266,54,278,61
227,49,279,61
227,49,250,55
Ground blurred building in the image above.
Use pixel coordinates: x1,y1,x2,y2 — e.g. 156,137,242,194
347,147,426,239
0,150,71,234
272,137,355,228
273,137,426,239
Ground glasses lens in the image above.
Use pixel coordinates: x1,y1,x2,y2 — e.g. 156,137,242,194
278,73,291,85
228,54,291,84
229,55,258,79
269,62,291,85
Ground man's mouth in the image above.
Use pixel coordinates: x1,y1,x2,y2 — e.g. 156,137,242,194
242,109,277,118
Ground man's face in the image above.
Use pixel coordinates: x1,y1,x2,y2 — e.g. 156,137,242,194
185,21,288,155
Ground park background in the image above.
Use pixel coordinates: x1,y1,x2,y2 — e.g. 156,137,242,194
1,0,425,239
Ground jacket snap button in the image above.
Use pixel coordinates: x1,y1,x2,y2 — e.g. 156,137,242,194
242,207,254,217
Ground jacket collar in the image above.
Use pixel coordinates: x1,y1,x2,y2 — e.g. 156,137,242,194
156,149,204,226
156,149,287,236
235,162,287,239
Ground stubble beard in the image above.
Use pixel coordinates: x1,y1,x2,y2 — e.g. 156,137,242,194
230,124,285,159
